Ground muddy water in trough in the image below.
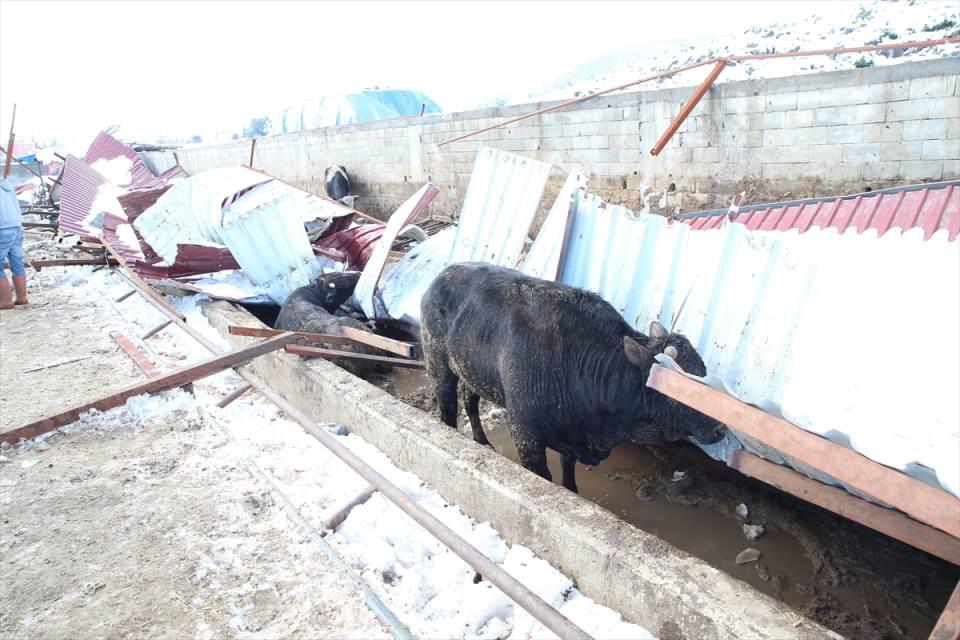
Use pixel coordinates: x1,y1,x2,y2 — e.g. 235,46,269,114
372,369,959,639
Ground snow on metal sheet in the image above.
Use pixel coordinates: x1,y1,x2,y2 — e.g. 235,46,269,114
58,155,126,236
677,181,960,241
521,171,588,280
83,130,180,190
133,167,269,264
219,180,328,304
353,183,439,319
560,192,960,498
450,147,551,267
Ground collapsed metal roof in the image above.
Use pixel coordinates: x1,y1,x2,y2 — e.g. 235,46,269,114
677,180,960,241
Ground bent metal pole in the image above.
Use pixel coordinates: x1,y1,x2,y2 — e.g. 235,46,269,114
108,265,595,640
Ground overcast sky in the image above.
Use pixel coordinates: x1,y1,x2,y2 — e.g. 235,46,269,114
1,0,835,153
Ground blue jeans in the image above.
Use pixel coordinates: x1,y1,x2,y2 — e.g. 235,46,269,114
0,226,25,277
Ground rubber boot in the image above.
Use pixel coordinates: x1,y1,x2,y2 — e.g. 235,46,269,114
13,275,28,305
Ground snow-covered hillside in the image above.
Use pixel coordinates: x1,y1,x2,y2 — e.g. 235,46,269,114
520,0,959,104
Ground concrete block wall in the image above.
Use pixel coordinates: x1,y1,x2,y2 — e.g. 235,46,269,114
142,58,959,225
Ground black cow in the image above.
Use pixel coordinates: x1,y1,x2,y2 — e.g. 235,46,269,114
276,271,384,376
420,262,724,493
324,166,350,202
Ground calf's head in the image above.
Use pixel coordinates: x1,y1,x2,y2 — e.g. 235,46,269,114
623,320,725,445
312,271,361,312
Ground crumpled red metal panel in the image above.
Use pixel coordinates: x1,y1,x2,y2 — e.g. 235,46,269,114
83,130,180,189
677,181,959,241
58,155,117,236
314,223,386,270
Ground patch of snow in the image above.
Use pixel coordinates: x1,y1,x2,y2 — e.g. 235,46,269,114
90,156,133,187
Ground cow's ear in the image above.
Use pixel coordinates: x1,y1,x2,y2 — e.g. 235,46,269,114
649,320,668,339
624,335,652,367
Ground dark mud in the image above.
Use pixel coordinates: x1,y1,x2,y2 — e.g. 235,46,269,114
371,369,959,640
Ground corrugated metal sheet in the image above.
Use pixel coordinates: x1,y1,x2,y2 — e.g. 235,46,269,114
558,191,959,498
520,171,588,280
377,147,553,325
83,130,169,189
677,181,960,241
218,180,327,304
353,183,439,318
133,167,270,263
450,147,551,266
58,155,126,236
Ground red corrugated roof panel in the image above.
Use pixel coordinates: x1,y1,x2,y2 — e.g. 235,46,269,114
83,130,173,189
678,181,959,241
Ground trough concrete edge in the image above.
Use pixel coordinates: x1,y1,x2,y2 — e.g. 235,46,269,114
204,300,841,640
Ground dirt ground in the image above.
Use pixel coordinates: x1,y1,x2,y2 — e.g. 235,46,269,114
377,372,960,640
0,237,389,639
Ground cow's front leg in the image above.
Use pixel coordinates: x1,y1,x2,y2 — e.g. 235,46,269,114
513,427,551,482
462,389,491,447
560,453,578,493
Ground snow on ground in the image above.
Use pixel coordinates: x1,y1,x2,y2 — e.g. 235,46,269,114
5,262,656,639
521,0,959,104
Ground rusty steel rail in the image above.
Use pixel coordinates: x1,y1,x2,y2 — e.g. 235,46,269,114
104,262,595,640
650,58,728,156
437,36,960,148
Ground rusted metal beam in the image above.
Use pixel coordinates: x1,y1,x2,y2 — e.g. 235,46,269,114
286,344,426,369
1,332,296,444
248,137,257,168
30,258,117,270
216,382,253,408
930,580,960,640
110,330,160,378
228,325,417,359
22,222,58,230
650,59,727,156
729,450,960,566
729,36,959,62
647,365,960,538
142,319,173,340
101,241,186,321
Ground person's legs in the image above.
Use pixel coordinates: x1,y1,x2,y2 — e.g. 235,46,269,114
0,226,22,309
0,276,12,309
7,227,26,305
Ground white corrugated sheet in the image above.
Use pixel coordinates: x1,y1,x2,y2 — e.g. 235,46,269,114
134,167,269,263
520,171,588,280
559,192,960,497
219,181,329,304
377,147,552,325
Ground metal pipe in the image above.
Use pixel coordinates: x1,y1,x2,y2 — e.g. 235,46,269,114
3,103,15,179
216,382,253,408
650,59,727,156
106,265,595,640
322,485,377,533
142,319,174,340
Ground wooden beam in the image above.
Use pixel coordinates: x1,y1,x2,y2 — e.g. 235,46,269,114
110,331,160,378
101,241,186,321
647,365,960,538
2,333,296,444
285,344,426,369
31,258,117,270
729,450,960,566
341,326,417,359
930,580,960,640
228,325,417,358
650,59,727,156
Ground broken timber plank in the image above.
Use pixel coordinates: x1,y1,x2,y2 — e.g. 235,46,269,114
2,333,296,444
229,325,417,359
31,258,117,270
285,344,426,369
110,331,160,378
729,450,960,566
930,580,960,640
647,364,960,539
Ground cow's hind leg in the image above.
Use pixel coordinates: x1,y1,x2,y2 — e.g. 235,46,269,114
560,454,578,493
426,352,459,429
462,389,491,447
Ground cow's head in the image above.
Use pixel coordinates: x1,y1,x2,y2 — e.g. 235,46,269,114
312,271,361,312
623,320,725,445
